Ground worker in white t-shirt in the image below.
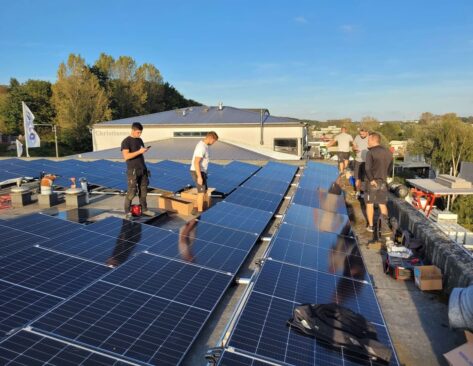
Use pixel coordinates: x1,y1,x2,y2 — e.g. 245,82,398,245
327,126,353,174
190,131,219,212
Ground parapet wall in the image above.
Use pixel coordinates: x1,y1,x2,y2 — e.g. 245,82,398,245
389,197,473,293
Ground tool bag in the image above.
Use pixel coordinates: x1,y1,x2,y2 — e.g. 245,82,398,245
287,303,392,363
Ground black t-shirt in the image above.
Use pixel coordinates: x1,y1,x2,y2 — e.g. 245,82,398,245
365,145,393,182
121,136,146,172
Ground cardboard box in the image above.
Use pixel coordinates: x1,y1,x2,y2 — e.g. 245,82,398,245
158,195,194,216
414,265,443,291
465,331,473,343
180,187,215,209
444,342,473,366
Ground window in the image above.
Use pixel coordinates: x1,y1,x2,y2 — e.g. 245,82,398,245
274,138,298,155
174,131,209,137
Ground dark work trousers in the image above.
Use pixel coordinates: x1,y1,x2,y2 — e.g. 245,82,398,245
124,169,149,213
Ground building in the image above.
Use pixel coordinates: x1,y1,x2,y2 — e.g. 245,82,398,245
91,105,307,160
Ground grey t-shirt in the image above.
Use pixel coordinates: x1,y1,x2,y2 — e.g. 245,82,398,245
334,132,353,152
354,135,369,162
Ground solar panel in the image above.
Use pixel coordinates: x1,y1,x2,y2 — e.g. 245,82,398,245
224,161,261,175
145,232,249,273
0,330,133,365
3,213,82,239
292,187,347,215
242,176,290,196
32,281,211,365
224,187,283,213
0,224,48,258
297,174,339,191
216,349,272,366
197,202,273,235
283,203,352,236
101,253,233,310
267,236,369,282
84,216,173,246
226,258,397,366
274,223,359,254
0,247,110,298
0,281,62,337
38,229,146,266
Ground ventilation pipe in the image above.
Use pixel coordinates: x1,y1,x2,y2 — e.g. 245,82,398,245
260,109,269,145
218,102,223,110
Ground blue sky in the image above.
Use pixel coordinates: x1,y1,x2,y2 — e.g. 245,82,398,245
1,0,472,120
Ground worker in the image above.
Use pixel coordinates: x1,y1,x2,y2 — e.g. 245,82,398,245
121,122,154,219
190,131,218,212
327,126,353,174
364,132,393,234
352,126,369,198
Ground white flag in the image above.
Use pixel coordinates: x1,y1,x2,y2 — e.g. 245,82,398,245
16,139,23,157
22,101,40,148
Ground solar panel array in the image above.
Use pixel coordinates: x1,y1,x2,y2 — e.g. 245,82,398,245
0,160,297,364
219,162,399,366
0,158,260,195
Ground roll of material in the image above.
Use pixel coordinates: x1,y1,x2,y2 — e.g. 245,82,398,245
388,183,409,198
448,285,473,330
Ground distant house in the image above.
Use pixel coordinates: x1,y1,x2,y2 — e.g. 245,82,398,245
91,105,307,160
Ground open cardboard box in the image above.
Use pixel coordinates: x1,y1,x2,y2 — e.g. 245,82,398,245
444,331,473,366
414,265,443,291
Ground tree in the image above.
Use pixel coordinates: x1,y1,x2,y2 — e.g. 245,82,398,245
162,82,201,110
52,54,111,151
409,113,473,176
136,63,164,114
0,78,54,135
379,122,403,142
360,116,380,132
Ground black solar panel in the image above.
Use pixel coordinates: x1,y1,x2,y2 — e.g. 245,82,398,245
224,187,283,213
283,203,352,236
217,350,272,366
3,213,82,239
197,202,273,235
0,330,132,365
292,187,347,215
225,161,261,175
101,253,233,311
0,247,110,298
0,281,62,337
32,281,211,365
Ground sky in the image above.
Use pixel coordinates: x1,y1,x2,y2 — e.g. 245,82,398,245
1,0,473,121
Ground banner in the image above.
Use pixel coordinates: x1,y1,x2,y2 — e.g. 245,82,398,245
22,101,40,148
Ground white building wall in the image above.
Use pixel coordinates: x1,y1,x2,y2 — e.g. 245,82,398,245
92,124,304,158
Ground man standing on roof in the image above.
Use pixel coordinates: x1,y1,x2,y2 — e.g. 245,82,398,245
352,126,369,199
364,132,393,235
190,131,219,212
121,122,154,219
327,126,353,174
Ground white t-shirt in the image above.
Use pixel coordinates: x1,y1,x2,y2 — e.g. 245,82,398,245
190,140,209,173
334,132,353,152
354,135,369,162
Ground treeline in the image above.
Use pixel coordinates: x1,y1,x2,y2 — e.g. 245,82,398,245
0,53,200,152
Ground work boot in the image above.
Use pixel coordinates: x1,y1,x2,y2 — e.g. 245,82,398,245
125,213,133,220
142,209,155,217
366,225,374,233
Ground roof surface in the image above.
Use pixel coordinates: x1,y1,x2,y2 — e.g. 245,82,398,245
77,138,270,160
95,106,302,126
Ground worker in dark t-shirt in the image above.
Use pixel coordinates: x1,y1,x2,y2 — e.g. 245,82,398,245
121,122,154,218
364,132,393,235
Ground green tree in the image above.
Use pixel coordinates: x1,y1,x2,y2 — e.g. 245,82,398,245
162,82,201,110
360,116,380,132
52,54,111,151
0,78,54,135
409,113,473,176
137,63,164,114
379,122,403,142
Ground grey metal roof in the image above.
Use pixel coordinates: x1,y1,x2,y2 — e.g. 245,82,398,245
95,106,302,126
75,138,270,161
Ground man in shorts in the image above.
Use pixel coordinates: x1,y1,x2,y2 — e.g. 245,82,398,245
352,126,369,198
364,132,393,234
190,131,218,212
327,126,353,174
